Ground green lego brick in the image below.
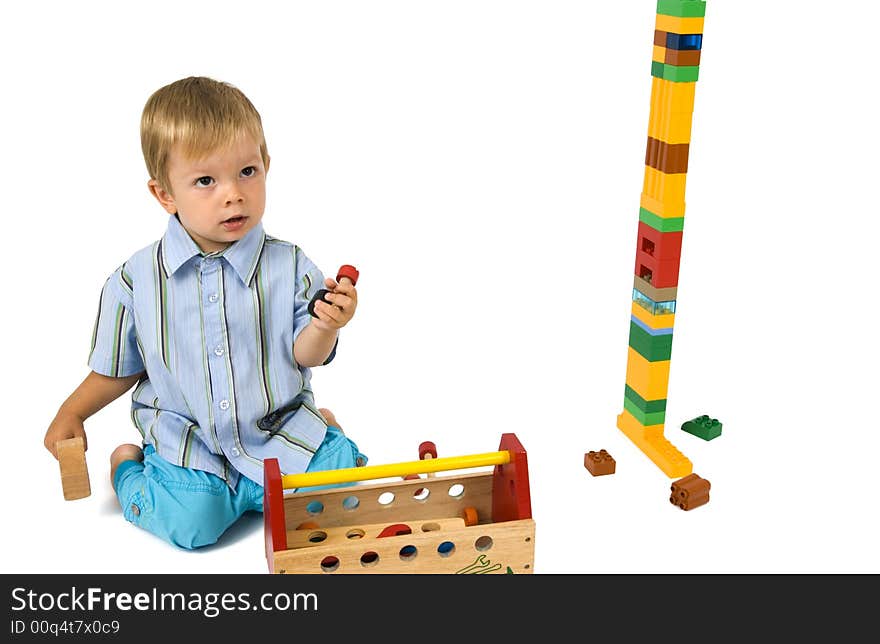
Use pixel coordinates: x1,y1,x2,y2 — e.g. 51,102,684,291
651,62,700,83
639,207,685,232
624,397,666,426
624,385,667,414
656,1,706,18
651,60,665,79
681,415,722,441
629,321,674,361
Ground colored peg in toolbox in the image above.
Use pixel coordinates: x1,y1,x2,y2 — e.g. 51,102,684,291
403,440,438,492
419,441,438,480
308,264,360,317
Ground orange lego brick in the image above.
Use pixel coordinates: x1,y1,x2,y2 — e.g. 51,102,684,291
584,449,616,476
669,473,710,510
645,137,690,174
665,48,701,67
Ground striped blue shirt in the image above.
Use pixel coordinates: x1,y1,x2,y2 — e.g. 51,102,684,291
88,214,333,489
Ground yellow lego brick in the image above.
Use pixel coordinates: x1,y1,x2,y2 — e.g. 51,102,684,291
652,45,667,64
617,410,693,478
640,193,686,220
654,14,704,35
630,301,675,329
643,165,688,205
647,78,695,144
625,346,671,400
652,77,696,115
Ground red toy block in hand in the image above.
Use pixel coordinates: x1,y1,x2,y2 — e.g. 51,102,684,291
308,264,359,317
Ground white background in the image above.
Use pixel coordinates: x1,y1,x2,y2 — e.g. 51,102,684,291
2,1,878,575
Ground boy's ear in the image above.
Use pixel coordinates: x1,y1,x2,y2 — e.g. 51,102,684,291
148,179,178,215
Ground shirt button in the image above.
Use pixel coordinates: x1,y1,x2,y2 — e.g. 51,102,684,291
208,294,219,303
219,400,230,410
231,448,241,457
130,504,140,516
213,346,225,357
204,257,214,265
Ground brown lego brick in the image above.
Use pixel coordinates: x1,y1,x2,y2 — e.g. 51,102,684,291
654,29,668,47
670,473,710,511
584,450,616,476
634,275,678,302
645,137,690,174
665,48,702,67
57,437,91,501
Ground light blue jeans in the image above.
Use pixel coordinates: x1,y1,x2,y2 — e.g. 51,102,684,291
113,426,366,549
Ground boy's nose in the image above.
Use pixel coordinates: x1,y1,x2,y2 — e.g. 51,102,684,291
225,185,244,204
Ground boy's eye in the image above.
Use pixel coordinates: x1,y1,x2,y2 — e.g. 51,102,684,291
196,176,214,187
241,166,257,177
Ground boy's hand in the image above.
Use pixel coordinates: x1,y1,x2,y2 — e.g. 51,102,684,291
311,276,357,332
44,411,87,460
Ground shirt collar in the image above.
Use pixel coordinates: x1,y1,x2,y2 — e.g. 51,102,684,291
160,214,267,286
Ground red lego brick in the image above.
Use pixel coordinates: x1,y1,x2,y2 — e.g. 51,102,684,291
670,473,710,510
637,221,683,263
584,449,616,476
635,254,681,288
634,222,684,288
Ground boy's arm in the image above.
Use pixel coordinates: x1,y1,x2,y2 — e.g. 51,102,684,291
294,323,339,368
44,370,144,459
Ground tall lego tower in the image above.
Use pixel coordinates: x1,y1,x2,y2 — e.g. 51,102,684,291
617,0,706,478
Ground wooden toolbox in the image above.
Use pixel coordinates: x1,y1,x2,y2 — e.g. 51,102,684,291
263,433,534,574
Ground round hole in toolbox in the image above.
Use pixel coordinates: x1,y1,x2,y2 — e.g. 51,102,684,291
474,535,494,552
421,522,441,532
447,483,465,499
377,491,395,505
346,528,366,540
308,531,328,543
360,551,380,567
437,541,456,557
320,556,339,573
342,495,360,510
306,500,324,515
399,545,418,562
412,486,430,502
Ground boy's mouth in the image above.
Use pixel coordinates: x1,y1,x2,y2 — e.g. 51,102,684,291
221,215,248,231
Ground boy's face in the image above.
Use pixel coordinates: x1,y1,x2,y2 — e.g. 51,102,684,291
148,135,269,253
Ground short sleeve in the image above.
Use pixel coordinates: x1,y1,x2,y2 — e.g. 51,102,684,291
292,247,338,365
87,265,145,378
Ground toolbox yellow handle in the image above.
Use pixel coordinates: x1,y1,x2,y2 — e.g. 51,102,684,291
281,450,511,489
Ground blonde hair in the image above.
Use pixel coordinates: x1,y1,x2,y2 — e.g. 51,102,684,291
141,76,269,193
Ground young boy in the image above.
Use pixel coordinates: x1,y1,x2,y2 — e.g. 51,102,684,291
43,76,366,550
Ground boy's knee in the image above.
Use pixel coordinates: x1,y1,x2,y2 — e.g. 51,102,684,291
117,480,237,550
164,499,233,550
318,407,338,427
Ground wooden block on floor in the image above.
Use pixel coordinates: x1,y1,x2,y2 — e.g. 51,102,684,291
57,437,91,501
